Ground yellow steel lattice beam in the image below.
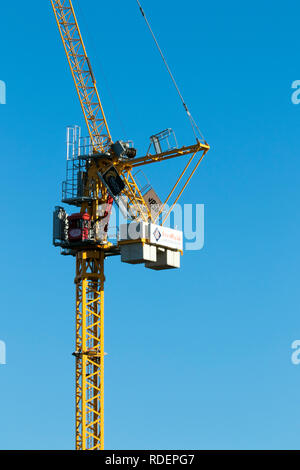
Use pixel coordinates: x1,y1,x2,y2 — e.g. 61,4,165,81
50,0,112,153
75,251,105,450
121,142,210,169
119,142,210,226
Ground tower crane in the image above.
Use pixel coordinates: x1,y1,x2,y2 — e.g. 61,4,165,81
51,0,209,450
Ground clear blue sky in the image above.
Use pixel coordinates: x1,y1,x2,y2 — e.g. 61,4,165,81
0,0,300,450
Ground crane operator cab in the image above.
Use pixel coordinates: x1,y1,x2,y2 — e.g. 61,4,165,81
53,203,115,249
68,213,91,242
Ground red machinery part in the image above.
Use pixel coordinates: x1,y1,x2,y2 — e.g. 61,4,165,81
68,213,91,242
103,196,114,232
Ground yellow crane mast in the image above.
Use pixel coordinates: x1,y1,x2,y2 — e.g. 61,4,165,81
51,0,209,450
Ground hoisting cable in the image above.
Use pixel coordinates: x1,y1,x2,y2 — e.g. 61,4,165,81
136,0,206,144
